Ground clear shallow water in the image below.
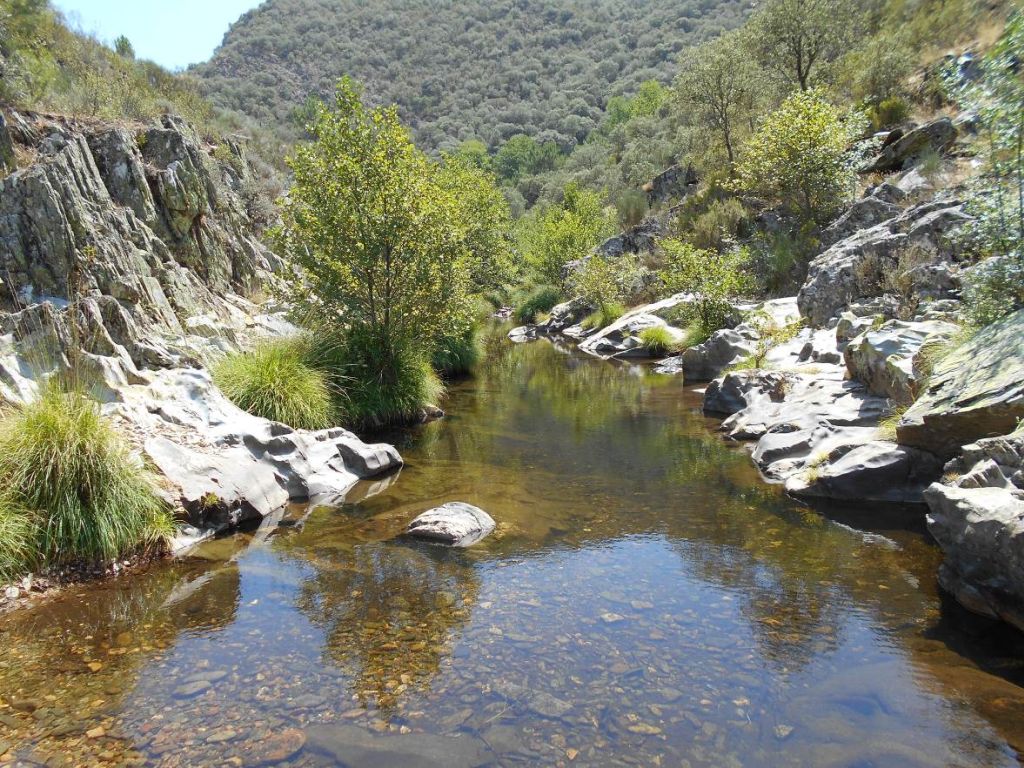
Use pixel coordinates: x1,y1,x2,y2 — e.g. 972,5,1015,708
3,331,1024,767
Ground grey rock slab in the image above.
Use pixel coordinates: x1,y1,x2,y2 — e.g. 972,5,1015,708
404,502,496,547
844,319,958,403
305,725,493,768
336,439,403,478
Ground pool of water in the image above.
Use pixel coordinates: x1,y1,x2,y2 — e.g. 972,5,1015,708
3,331,1024,767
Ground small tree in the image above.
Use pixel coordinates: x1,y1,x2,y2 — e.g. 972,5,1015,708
569,255,631,315
748,0,861,91
659,240,752,336
517,183,615,287
675,30,761,168
276,78,475,364
736,89,862,227
114,35,134,60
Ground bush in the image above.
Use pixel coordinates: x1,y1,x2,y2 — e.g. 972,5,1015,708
515,285,562,324
687,198,750,252
659,240,752,336
616,189,649,229
0,384,172,573
962,255,1024,327
313,331,445,429
432,327,484,377
736,89,863,228
213,337,336,430
638,326,674,356
866,96,910,131
581,301,626,330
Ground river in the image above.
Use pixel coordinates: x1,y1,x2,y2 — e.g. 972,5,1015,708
2,330,1024,767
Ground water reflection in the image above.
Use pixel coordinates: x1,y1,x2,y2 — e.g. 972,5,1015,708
1,330,1024,767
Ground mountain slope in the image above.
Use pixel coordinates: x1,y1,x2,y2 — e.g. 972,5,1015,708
194,0,751,151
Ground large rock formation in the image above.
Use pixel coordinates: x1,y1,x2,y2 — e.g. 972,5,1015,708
860,118,958,174
798,200,971,327
898,309,1024,459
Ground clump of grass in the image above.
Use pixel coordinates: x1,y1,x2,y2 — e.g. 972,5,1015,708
312,331,445,429
0,384,173,576
581,301,627,331
638,326,674,356
877,404,910,442
213,336,336,430
669,323,710,354
514,285,562,324
432,327,484,378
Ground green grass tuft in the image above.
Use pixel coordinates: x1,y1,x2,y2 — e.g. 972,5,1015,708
432,327,484,378
877,404,910,442
581,301,627,331
213,336,336,430
638,326,674,356
0,383,173,576
514,285,562,324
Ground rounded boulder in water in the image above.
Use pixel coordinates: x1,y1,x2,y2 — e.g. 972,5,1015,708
404,502,495,547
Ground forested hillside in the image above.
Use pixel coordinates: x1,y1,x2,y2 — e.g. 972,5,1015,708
193,0,751,152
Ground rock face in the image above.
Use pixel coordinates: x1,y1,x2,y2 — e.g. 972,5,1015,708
861,118,958,174
681,328,757,381
898,309,1024,459
819,184,904,248
843,319,958,404
0,109,279,367
404,503,496,547
595,217,665,259
798,200,971,327
642,163,698,205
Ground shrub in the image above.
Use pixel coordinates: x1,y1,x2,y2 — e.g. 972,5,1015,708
0,384,172,572
866,97,911,131
615,189,649,229
568,255,633,320
515,285,562,324
736,89,863,228
687,198,750,252
213,337,336,430
962,255,1024,327
313,330,445,429
638,326,674,356
659,240,752,336
432,327,484,377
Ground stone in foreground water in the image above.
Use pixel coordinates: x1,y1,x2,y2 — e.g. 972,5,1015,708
404,502,495,546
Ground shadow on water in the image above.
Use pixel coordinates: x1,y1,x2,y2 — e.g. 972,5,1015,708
1,328,1023,767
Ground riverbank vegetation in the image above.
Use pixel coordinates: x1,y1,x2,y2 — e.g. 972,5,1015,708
0,382,172,580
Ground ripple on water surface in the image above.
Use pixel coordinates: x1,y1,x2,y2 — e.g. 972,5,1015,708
2,332,1024,767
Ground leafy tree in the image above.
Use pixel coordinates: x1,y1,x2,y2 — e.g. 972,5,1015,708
494,133,562,183
439,155,517,290
569,254,629,315
114,35,134,59
736,89,862,227
748,0,862,91
676,29,762,167
517,183,615,286
454,138,491,171
275,78,477,362
659,240,752,335
630,79,670,118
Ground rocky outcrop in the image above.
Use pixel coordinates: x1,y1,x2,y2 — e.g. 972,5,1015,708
0,109,279,365
843,319,958,404
820,184,905,248
404,502,495,547
861,118,958,174
798,200,971,326
576,293,690,359
786,442,942,503
898,309,1024,459
642,163,698,205
595,217,665,259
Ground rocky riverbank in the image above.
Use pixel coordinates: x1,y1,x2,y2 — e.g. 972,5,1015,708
512,116,1024,631
0,108,404,602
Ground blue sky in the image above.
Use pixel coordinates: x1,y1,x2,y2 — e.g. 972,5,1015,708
54,0,263,70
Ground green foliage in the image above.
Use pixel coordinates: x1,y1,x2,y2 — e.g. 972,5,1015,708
736,89,863,227
963,256,1024,327
454,139,492,171
748,0,864,91
213,337,336,430
638,326,674,356
514,285,562,324
0,383,172,575
865,96,911,131
615,189,649,229
581,302,627,331
837,34,913,110
675,29,763,167
495,134,563,184
517,183,615,286
319,330,445,429
568,255,631,315
686,198,750,252
113,34,134,59
432,327,484,378
659,240,752,335
194,0,751,154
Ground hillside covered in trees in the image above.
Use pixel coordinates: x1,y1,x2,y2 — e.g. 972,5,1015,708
193,0,752,152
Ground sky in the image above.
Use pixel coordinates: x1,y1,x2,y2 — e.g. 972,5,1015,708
54,0,263,71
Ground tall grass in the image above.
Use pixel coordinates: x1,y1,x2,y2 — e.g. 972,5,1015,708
581,301,627,331
514,285,562,324
0,383,173,576
432,327,484,378
213,336,336,430
638,326,674,356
